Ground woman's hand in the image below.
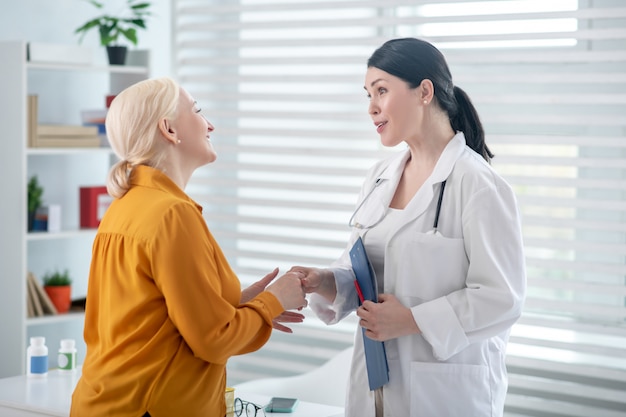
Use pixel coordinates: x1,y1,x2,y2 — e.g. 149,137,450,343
272,310,305,333
240,267,279,304
241,267,306,333
289,266,337,302
356,293,420,341
266,270,308,311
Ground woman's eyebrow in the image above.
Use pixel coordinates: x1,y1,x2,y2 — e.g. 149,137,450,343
364,78,384,90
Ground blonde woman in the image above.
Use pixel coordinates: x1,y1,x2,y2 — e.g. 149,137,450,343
70,77,307,417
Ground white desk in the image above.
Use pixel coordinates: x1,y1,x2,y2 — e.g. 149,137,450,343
233,392,344,417
0,370,344,417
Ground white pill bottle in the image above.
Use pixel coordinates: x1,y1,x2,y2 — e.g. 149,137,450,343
57,339,77,373
27,336,48,377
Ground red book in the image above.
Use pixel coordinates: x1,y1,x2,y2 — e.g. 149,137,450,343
79,186,112,228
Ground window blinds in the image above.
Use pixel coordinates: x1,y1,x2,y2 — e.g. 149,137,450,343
173,1,626,414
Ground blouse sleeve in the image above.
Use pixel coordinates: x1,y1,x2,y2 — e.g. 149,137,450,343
150,201,284,364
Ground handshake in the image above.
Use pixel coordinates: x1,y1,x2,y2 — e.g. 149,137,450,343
241,266,336,333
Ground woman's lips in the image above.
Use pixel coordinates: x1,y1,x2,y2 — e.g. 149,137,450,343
376,121,387,134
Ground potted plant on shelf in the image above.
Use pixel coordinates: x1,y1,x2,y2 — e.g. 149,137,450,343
27,175,44,232
42,269,73,314
74,0,151,65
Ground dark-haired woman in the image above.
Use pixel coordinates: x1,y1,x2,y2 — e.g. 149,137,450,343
291,38,526,416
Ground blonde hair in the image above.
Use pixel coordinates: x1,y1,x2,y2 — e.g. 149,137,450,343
105,77,180,198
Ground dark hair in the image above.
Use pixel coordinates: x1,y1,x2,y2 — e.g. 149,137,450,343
367,38,493,162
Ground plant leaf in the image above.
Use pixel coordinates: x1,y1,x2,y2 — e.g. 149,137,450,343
126,18,147,29
76,0,149,46
87,0,104,9
121,28,138,45
131,2,151,11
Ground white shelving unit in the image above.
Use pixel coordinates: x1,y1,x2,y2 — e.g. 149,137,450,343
0,41,148,378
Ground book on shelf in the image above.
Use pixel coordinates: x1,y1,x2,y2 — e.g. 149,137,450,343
27,272,44,317
26,279,36,318
32,136,101,148
26,101,102,148
32,124,101,148
37,124,99,137
27,272,58,317
27,95,38,147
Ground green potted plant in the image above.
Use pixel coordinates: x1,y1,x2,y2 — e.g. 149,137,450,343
27,175,44,231
42,269,73,314
74,0,151,65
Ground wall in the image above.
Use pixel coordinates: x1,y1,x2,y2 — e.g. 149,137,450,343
0,0,172,77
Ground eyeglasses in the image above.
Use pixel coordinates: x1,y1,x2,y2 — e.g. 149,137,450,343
234,397,266,417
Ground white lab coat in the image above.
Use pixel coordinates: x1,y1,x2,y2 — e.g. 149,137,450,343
310,133,526,417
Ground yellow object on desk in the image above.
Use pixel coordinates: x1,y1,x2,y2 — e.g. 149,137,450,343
225,386,235,416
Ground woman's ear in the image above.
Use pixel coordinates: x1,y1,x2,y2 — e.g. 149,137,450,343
158,118,179,145
419,79,435,104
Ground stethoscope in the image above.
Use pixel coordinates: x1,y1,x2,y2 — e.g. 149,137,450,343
348,177,447,233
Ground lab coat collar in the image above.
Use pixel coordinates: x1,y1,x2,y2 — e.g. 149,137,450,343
374,132,466,184
430,131,466,184
380,132,466,237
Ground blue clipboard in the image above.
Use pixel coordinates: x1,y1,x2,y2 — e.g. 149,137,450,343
349,236,390,391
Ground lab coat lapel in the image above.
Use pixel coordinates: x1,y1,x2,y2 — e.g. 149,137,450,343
387,133,467,238
356,151,410,234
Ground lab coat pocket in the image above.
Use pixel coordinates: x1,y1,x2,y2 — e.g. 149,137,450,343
397,233,467,300
409,361,491,417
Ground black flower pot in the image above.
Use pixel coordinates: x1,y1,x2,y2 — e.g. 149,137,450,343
28,210,36,231
106,45,128,65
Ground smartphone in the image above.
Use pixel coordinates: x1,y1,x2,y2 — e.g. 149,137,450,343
264,397,299,413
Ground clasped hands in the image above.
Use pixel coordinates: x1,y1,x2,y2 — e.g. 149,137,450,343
242,266,419,338
240,267,308,333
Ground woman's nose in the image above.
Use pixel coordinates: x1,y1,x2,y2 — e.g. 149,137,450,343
368,100,379,116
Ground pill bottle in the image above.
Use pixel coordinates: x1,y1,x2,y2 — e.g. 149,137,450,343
27,336,48,377
57,339,77,373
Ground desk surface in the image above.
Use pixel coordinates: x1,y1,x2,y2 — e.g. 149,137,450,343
0,370,344,417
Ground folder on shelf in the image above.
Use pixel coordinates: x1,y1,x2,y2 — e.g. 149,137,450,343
349,236,390,391
80,186,112,228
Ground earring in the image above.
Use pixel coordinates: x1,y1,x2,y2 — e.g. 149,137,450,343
177,140,181,144
423,100,428,105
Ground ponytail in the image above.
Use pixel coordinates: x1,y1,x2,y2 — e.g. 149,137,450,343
107,160,132,199
452,86,493,163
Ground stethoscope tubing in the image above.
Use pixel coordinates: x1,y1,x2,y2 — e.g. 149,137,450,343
347,178,385,229
348,178,447,231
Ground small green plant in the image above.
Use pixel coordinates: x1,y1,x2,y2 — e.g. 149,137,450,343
74,0,151,47
42,269,72,287
28,175,44,214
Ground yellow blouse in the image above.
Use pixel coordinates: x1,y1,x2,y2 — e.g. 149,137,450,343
71,165,284,417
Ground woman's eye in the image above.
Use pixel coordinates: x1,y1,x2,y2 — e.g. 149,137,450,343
195,108,202,113
378,87,386,95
